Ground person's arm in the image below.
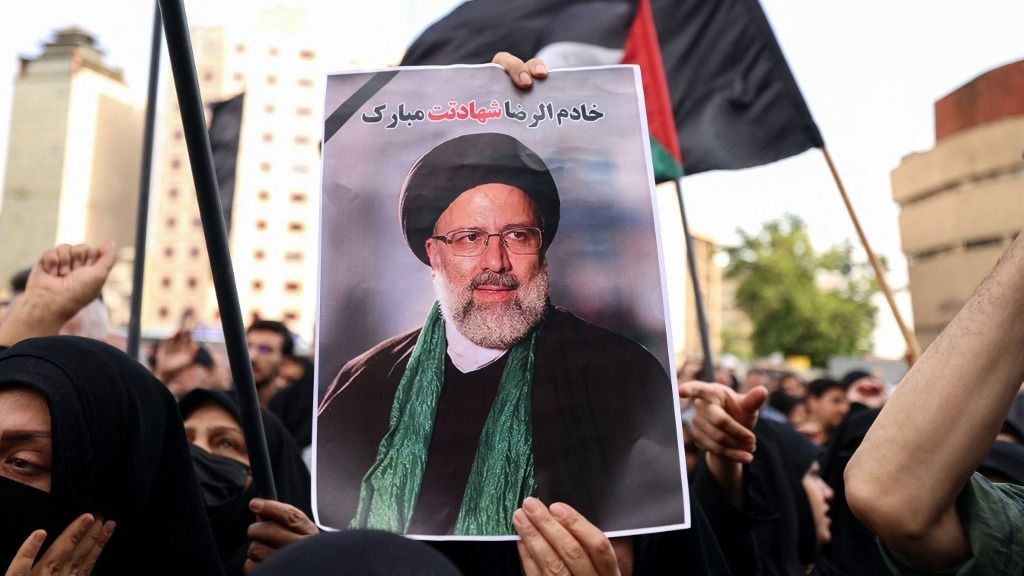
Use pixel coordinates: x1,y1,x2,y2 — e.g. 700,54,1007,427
846,235,1024,570
678,381,767,508
0,242,115,347
243,499,319,574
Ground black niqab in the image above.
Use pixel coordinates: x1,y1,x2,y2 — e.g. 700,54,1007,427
0,336,223,574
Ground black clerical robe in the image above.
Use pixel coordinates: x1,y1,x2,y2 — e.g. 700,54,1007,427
316,306,686,534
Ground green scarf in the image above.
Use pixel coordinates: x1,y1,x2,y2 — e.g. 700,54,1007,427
350,302,537,534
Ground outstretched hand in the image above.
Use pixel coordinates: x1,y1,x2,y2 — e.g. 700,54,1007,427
679,381,766,464
5,514,116,576
492,52,548,89
243,499,319,574
514,497,628,576
679,381,767,508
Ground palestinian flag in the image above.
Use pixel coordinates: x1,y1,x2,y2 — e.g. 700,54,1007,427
401,0,823,176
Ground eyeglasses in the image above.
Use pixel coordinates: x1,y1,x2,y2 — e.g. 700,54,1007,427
430,227,543,257
247,343,277,356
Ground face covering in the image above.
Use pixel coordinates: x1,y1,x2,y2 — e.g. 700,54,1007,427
190,444,255,565
0,474,102,568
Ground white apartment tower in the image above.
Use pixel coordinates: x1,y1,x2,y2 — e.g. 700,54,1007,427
0,27,142,308
143,7,322,342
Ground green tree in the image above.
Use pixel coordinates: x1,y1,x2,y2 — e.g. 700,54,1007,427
724,215,878,366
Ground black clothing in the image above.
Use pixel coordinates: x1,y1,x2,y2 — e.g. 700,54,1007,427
0,336,223,575
317,306,686,534
819,407,891,575
409,354,507,533
252,530,461,576
179,389,312,576
268,369,314,449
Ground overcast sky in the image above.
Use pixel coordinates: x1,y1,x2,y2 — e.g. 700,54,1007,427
1,0,1021,359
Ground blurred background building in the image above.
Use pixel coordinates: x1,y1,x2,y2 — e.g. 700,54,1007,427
0,27,141,320
141,6,322,342
892,59,1024,349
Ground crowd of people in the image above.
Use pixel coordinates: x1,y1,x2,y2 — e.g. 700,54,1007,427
1,53,1022,575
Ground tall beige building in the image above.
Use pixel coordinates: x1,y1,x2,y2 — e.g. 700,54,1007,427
142,7,322,341
892,60,1024,349
0,27,141,309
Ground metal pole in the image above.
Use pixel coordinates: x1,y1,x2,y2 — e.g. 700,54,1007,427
158,0,277,499
126,3,163,361
673,179,716,382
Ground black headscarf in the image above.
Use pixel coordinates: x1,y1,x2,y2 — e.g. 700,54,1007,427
252,530,461,576
179,388,312,575
0,336,223,575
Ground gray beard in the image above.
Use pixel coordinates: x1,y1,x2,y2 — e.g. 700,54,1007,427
433,264,550,350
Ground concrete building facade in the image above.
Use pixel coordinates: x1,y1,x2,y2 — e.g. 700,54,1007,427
0,27,141,311
142,7,322,342
891,60,1024,348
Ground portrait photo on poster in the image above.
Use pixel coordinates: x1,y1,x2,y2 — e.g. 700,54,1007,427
313,64,689,540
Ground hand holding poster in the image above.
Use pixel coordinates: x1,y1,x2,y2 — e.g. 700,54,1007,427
314,64,688,539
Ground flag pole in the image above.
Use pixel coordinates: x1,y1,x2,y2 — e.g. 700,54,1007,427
821,145,922,365
673,179,716,381
158,0,277,499
126,2,162,361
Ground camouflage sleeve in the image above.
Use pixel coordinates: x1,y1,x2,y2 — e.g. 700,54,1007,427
879,473,1024,575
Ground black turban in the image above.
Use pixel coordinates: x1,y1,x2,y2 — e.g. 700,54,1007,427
400,132,560,265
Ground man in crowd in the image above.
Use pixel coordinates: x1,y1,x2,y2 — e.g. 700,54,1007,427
805,378,850,445
316,130,684,536
247,319,293,407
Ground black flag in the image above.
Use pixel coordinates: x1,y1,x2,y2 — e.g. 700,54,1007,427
208,92,244,231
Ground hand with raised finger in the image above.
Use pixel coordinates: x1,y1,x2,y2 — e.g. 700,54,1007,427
492,52,548,89
242,499,319,574
679,381,766,463
5,513,116,576
514,497,622,576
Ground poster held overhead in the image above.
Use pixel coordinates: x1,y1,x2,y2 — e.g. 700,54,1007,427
314,65,688,539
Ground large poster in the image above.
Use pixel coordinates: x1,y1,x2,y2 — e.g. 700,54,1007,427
314,64,688,539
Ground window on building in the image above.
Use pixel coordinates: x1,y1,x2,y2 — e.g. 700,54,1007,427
254,249,266,261
256,220,268,231
232,72,244,82
283,311,299,321
294,135,310,145
252,279,263,291
190,246,201,258
262,133,273,143
161,277,172,288
171,158,182,170
267,75,277,85
284,251,303,262
284,281,301,293
297,78,314,88
163,246,174,258
260,162,272,172
202,70,214,82
264,104,275,114
173,130,183,141
289,192,307,203
299,49,315,60
258,190,270,201
187,277,198,289
269,46,279,56
192,217,202,228
235,43,246,54
168,187,179,199
166,217,177,228
158,306,169,319
296,106,312,116
291,164,309,175
288,222,305,233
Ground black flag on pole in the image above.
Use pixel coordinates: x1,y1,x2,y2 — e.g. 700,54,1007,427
401,0,823,175
208,92,244,233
